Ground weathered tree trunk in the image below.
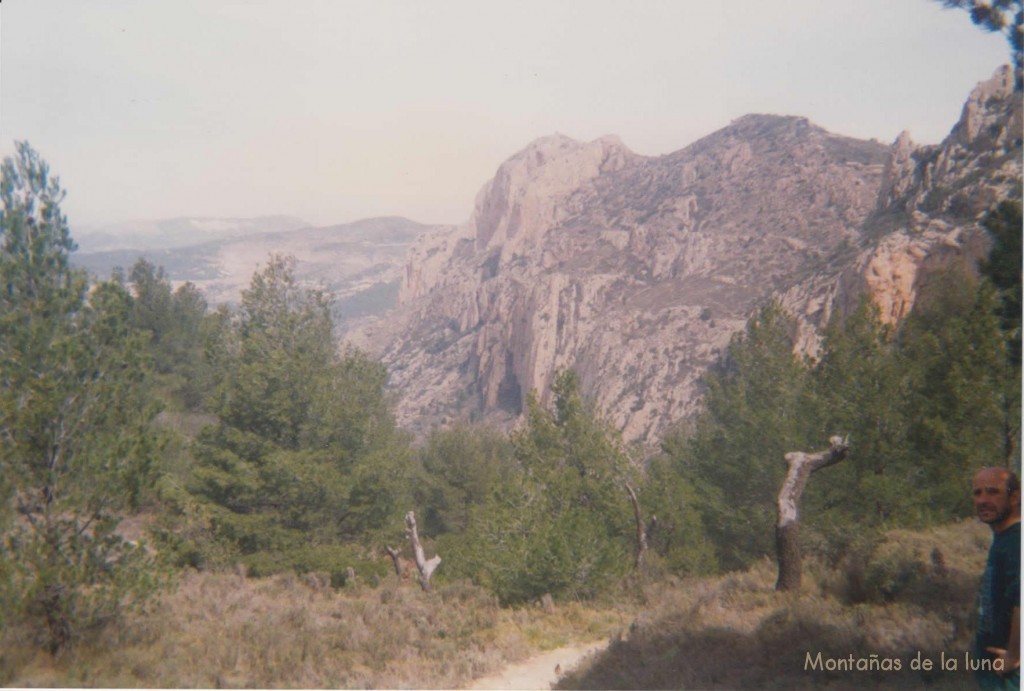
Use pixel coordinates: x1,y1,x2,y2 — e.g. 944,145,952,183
625,483,657,571
384,546,403,578
42,583,70,655
775,435,848,592
404,511,441,592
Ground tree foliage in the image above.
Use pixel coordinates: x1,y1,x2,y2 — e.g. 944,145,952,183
905,268,1007,499
0,143,162,652
447,371,633,603
183,255,409,580
810,298,911,526
938,0,1024,86
979,200,1023,465
660,251,1015,571
669,301,818,570
980,200,1023,366
416,422,513,537
637,452,717,576
126,259,210,409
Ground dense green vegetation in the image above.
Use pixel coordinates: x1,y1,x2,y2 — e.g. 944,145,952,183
660,248,1020,572
440,371,636,604
152,254,414,586
122,259,211,410
0,143,163,652
1,143,1019,676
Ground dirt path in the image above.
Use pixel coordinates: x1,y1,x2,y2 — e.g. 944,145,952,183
467,640,607,690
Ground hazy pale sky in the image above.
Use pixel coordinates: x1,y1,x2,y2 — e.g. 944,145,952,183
0,0,1012,230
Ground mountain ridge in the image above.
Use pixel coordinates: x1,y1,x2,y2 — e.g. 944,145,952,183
367,66,1022,447
73,215,310,253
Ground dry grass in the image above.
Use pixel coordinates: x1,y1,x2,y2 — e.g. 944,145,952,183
557,519,993,690
0,570,628,688
1,520,994,689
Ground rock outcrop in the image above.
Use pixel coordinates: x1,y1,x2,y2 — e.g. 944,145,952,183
369,67,1022,448
854,64,1022,325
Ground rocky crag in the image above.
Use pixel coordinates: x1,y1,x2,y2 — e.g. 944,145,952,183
366,67,1022,447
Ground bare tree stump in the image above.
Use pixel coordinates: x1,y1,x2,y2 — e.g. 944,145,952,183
404,511,441,592
775,435,848,592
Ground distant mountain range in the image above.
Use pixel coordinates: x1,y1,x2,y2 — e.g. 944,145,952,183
73,215,310,253
71,216,447,334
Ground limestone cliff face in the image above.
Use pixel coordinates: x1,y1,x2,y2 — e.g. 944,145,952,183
372,67,1021,447
855,65,1022,324
397,134,639,305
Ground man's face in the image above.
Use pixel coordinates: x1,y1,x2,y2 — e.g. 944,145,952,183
972,469,1019,528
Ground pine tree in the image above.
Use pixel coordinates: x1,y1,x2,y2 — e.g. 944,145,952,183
980,200,1022,465
675,301,817,570
185,255,408,579
0,143,162,652
417,422,513,536
449,371,632,603
809,298,911,526
900,264,1011,515
126,258,210,408
639,450,717,575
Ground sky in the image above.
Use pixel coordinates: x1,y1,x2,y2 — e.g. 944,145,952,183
0,0,1013,231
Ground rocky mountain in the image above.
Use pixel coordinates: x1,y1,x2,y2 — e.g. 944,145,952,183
73,216,446,333
368,66,1022,447
851,65,1023,326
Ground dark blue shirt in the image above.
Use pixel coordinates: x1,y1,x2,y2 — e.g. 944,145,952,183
976,522,1021,666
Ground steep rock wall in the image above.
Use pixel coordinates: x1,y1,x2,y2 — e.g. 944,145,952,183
853,65,1022,325
374,67,1021,447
